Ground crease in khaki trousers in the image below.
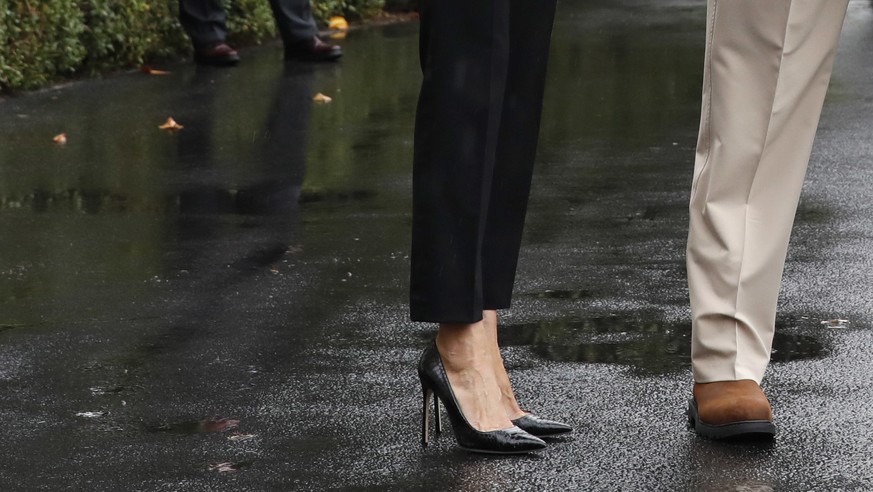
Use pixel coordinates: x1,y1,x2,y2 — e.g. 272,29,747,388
687,0,849,383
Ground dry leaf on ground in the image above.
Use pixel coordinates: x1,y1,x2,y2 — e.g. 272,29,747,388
140,66,171,75
159,117,184,131
313,93,333,104
328,16,349,30
52,133,67,144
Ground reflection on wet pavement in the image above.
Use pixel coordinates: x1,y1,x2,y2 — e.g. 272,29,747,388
145,418,240,435
531,289,592,300
499,316,827,374
89,385,125,396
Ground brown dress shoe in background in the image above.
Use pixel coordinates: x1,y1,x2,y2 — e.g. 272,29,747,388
285,36,343,62
688,380,776,440
194,42,240,66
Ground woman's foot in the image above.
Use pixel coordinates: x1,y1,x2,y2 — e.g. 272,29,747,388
418,343,546,453
483,310,528,420
435,321,514,432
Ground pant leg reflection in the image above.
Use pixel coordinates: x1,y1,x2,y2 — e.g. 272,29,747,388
175,63,313,218
236,63,314,217
133,65,317,409
172,63,315,275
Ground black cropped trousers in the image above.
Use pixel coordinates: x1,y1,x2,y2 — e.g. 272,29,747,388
410,0,558,323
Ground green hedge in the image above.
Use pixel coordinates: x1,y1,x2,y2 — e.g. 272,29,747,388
312,0,384,21
384,0,416,10
0,0,386,93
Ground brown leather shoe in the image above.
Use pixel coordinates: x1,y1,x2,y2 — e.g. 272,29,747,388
194,42,240,66
285,36,343,62
688,380,776,440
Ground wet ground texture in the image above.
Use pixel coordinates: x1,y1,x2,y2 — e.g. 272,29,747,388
2,0,873,490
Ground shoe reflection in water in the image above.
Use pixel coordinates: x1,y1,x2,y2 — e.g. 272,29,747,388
410,0,571,454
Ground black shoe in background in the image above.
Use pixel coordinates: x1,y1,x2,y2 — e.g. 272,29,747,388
285,37,343,62
194,42,240,66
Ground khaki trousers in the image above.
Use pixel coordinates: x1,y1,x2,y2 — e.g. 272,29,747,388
687,0,849,383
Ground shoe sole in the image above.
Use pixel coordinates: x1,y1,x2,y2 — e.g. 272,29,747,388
687,398,776,440
528,429,573,438
459,446,545,455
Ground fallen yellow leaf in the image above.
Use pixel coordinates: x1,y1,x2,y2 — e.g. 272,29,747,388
141,66,171,75
159,117,184,131
328,16,349,30
52,133,67,144
312,93,332,104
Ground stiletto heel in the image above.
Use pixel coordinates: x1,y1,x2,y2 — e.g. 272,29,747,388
417,343,546,454
434,394,442,434
421,377,432,446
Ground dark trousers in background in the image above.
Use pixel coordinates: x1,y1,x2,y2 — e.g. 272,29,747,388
410,0,558,323
179,0,319,47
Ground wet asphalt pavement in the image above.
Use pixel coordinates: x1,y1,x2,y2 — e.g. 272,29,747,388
2,0,873,490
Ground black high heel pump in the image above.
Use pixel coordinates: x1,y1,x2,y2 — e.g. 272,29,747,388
418,343,546,454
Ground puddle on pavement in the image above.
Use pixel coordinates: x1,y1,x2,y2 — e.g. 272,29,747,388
499,316,827,374
299,189,378,204
0,324,25,333
144,417,239,435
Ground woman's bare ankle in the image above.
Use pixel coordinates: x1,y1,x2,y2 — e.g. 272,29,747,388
433,320,513,431
483,311,528,420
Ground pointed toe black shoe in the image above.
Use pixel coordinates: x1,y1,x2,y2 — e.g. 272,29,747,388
418,343,546,454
